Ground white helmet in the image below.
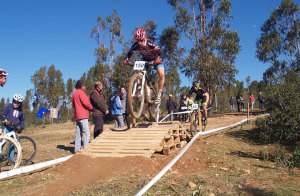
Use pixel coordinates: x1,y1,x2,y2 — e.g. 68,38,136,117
13,94,24,103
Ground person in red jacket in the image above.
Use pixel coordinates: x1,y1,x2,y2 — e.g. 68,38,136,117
72,80,93,154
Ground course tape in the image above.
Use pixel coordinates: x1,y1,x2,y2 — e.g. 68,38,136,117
136,115,266,196
0,155,73,180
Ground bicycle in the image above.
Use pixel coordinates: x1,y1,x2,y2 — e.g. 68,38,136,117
188,103,208,136
0,131,22,170
0,117,37,166
127,60,161,121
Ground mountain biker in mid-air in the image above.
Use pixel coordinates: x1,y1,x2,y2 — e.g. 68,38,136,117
0,68,9,87
189,81,209,122
123,28,165,105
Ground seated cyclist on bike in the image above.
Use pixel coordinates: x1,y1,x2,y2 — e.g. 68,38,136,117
1,94,25,133
123,28,165,104
0,68,9,87
189,81,209,121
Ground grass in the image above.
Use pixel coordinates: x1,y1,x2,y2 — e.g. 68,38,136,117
0,119,299,195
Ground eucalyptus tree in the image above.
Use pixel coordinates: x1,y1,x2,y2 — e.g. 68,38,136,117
256,0,299,84
30,65,65,108
89,9,123,97
159,26,183,97
168,0,240,99
0,97,5,112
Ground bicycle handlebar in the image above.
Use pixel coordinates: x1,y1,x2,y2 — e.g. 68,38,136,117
0,115,17,128
127,60,155,66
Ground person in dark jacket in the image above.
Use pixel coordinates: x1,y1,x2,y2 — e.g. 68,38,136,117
72,80,93,153
166,94,177,121
1,94,25,133
179,94,187,122
120,86,130,129
90,81,109,139
258,91,264,109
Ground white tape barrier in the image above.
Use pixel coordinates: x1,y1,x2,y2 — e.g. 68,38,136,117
136,115,265,196
0,155,73,180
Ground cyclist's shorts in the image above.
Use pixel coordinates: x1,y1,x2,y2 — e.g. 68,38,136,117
202,102,207,106
155,63,164,70
196,95,207,103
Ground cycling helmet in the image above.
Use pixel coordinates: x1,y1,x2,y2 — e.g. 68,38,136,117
0,68,9,76
13,94,24,103
134,28,146,41
192,81,200,88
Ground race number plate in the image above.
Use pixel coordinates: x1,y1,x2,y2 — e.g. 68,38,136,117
192,104,198,110
133,61,145,70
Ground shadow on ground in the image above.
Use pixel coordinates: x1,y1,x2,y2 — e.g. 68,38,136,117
57,145,74,153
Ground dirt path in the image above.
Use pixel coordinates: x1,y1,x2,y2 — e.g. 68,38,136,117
27,114,250,195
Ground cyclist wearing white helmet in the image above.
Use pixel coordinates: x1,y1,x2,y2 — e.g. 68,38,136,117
1,94,25,133
0,68,9,87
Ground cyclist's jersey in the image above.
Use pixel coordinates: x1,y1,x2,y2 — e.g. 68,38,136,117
189,86,208,103
1,103,25,129
126,38,162,61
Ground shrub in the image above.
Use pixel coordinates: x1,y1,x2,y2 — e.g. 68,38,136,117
256,71,300,145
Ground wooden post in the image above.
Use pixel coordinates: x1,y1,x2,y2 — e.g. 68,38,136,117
198,107,202,131
247,103,250,120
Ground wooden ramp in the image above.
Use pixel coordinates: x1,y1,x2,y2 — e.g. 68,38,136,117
81,121,188,158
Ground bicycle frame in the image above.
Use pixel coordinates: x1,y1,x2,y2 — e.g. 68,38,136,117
0,125,18,159
131,61,154,98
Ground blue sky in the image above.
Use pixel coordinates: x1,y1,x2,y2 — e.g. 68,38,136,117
0,0,285,100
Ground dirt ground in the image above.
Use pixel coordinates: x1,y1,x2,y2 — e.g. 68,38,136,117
1,113,299,195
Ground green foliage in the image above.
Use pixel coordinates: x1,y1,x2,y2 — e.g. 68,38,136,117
30,65,65,108
168,0,241,102
159,26,182,96
0,98,5,114
256,71,300,145
274,145,300,169
256,0,299,83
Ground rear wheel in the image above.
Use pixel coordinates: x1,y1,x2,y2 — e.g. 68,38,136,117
128,73,145,119
0,136,22,171
8,136,37,165
189,112,198,137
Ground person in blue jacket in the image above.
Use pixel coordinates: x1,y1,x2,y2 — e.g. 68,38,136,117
1,94,25,133
110,92,124,128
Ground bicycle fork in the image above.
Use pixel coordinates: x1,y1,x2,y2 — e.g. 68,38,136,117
132,71,147,98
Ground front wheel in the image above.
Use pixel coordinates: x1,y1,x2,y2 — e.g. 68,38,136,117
0,136,22,170
8,136,37,165
128,73,145,119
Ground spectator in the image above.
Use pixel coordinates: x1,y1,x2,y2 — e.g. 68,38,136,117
258,91,264,109
72,80,93,154
229,96,235,111
236,95,241,112
179,94,187,122
250,94,255,110
185,95,194,122
111,92,124,128
166,94,177,121
90,81,109,139
120,87,130,129
240,96,245,111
